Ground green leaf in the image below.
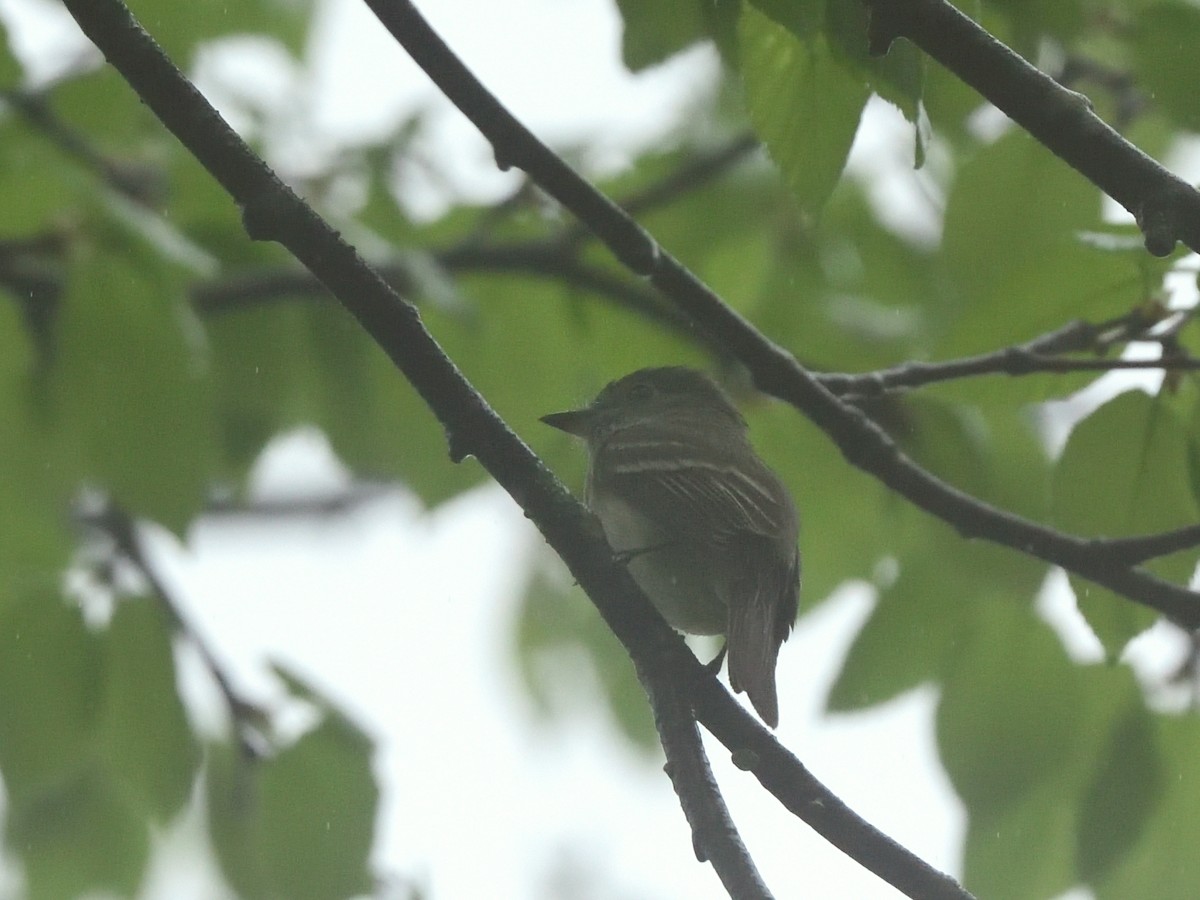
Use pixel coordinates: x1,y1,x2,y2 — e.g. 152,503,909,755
0,593,103,806
206,744,270,899
1092,715,1200,899
1052,390,1199,656
747,0,825,38
257,718,377,900
208,692,377,900
1133,3,1200,132
0,303,73,604
0,120,80,233
7,768,149,900
0,17,24,86
739,5,869,218
125,0,315,64
986,0,1085,46
206,300,312,478
754,182,946,373
937,601,1139,900
614,0,710,70
825,0,925,122
1077,707,1164,885
100,598,200,823
52,232,215,532
940,131,1137,357
826,549,972,711
938,601,1086,812
828,397,1052,711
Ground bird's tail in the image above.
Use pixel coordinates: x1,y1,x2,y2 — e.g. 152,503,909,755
727,593,783,728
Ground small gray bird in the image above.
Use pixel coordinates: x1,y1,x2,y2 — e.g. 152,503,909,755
542,367,800,727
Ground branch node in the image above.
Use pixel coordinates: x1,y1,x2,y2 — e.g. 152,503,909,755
240,190,297,244
1137,189,1183,257
622,228,662,277
863,0,904,56
446,426,471,464
731,747,759,771
1001,347,1037,374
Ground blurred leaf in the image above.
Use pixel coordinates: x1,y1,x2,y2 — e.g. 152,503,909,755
986,0,1084,47
938,601,1086,813
50,66,164,153
940,131,1137,357
1091,715,1200,899
7,768,149,900
754,182,946,373
829,399,1051,710
52,229,215,532
739,5,869,218
0,303,72,604
206,743,270,899
1077,707,1164,885
0,18,22,86
206,300,312,478
826,0,925,122
258,718,377,900
0,593,103,807
826,547,972,711
614,0,710,70
0,121,80,233
1052,390,1199,656
125,0,314,64
100,598,200,823
1133,3,1200,132
209,712,378,900
937,601,1140,900
748,0,825,37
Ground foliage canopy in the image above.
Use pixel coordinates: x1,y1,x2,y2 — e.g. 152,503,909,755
4,0,1200,897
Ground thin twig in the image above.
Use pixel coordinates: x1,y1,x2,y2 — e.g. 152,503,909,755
1089,525,1200,567
2,87,162,206
88,501,268,758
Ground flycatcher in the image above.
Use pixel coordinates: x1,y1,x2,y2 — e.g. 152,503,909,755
541,367,800,727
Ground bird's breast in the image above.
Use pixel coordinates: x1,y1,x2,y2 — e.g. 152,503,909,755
589,490,726,636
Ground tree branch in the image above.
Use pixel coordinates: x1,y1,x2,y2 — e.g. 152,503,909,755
862,0,1200,257
646,659,773,900
60,2,974,897
818,310,1193,398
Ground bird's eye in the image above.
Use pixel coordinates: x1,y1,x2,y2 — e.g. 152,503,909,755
628,382,654,403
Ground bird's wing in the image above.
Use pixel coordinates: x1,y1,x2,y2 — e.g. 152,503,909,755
598,424,794,543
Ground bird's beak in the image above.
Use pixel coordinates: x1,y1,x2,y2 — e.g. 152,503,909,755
540,409,592,437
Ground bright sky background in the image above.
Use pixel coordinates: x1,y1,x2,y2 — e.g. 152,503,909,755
11,0,1170,897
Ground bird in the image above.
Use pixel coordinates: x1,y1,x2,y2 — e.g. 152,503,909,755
541,366,800,727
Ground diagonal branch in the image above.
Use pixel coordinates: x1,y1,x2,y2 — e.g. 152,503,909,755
60,2,974,897
646,659,773,900
862,0,1200,257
